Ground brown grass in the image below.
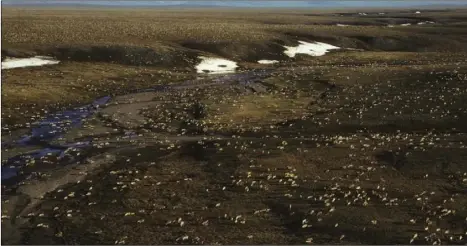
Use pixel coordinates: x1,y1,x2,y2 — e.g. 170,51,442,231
204,94,311,126
1,61,191,128
2,8,467,245
2,7,467,50
2,7,467,127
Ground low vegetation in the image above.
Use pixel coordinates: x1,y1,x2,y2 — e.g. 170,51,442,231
1,7,467,245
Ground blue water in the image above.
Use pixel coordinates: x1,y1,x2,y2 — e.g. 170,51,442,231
3,1,467,8
1,96,111,181
17,96,111,145
0,71,273,182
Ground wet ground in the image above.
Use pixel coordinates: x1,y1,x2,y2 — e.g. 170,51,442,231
2,61,467,244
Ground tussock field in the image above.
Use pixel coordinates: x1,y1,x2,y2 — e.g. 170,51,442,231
1,7,467,245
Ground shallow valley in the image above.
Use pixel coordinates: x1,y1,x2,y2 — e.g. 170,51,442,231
1,7,467,245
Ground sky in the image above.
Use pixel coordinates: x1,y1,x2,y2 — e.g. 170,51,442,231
3,1,467,8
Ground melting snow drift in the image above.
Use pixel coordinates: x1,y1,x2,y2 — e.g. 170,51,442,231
258,60,279,64
284,41,340,57
195,56,238,74
1,56,60,69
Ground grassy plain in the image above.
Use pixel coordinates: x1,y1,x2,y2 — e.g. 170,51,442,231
1,7,467,245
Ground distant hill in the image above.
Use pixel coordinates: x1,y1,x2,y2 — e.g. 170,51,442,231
2,0,467,9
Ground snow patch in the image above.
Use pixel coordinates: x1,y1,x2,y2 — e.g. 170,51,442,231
195,56,238,74
336,24,350,27
283,41,340,58
1,56,60,69
400,23,412,26
415,11,421,14
258,60,279,64
417,21,435,25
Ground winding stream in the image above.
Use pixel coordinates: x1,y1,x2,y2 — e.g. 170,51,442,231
1,70,272,183
1,96,111,182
